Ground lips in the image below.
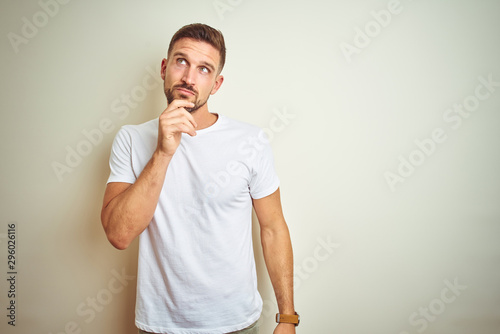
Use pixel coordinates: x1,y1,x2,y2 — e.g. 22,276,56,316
176,87,196,96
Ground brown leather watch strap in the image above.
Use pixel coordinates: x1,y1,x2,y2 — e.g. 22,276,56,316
276,312,300,325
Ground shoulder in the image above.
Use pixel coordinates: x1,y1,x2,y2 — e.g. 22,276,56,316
113,118,158,142
120,118,158,136
218,114,262,136
111,118,158,149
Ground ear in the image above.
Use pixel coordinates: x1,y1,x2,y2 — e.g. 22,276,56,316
210,75,224,95
160,58,167,80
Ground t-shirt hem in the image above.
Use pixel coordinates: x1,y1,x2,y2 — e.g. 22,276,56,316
135,311,261,334
106,176,135,185
251,180,280,200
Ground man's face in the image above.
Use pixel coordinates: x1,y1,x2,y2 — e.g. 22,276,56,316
162,38,224,113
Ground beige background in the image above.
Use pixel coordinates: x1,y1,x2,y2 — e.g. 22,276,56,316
1,0,499,333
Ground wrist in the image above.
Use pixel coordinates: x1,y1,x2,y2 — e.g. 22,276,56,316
153,148,174,161
276,312,300,326
279,307,295,314
277,322,296,327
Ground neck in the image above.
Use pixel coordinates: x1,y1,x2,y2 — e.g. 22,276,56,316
191,105,218,130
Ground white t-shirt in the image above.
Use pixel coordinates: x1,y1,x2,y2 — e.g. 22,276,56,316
107,114,280,334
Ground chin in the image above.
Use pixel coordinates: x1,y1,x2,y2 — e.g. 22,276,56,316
178,94,195,101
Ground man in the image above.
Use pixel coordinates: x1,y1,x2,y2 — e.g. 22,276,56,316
101,23,299,334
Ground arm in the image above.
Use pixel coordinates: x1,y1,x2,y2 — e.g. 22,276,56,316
101,152,172,250
252,188,296,334
101,100,197,250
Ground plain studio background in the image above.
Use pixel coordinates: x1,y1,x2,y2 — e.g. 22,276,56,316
1,0,499,333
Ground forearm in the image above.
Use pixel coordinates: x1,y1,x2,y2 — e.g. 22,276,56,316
261,221,295,314
102,150,172,249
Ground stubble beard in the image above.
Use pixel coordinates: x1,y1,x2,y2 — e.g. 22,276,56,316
165,84,208,113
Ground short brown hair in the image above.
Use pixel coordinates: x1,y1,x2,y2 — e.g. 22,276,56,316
167,23,226,73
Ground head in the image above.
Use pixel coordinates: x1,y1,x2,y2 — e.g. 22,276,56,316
162,23,226,113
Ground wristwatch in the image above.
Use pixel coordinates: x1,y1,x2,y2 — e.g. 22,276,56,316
276,312,300,326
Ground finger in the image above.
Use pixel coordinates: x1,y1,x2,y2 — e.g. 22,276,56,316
167,124,196,137
168,99,195,111
162,118,197,137
160,100,195,118
176,123,197,137
163,108,198,129
182,109,198,129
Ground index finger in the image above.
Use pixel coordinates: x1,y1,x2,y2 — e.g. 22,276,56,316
163,100,197,128
180,108,198,129
168,99,195,110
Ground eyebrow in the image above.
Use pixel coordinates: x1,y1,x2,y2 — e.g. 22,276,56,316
172,51,216,72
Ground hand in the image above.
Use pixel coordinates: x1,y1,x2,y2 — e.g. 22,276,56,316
273,323,296,334
157,100,197,157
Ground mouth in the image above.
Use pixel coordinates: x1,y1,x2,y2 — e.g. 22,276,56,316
176,87,196,96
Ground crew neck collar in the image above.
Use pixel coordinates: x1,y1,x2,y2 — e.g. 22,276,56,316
194,113,223,135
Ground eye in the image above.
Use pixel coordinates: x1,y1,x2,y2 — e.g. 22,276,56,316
177,58,187,65
200,67,209,74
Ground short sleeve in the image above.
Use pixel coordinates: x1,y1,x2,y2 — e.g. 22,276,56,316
248,134,280,199
107,127,136,184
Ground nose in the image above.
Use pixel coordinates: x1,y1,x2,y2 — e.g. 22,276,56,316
182,66,196,86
